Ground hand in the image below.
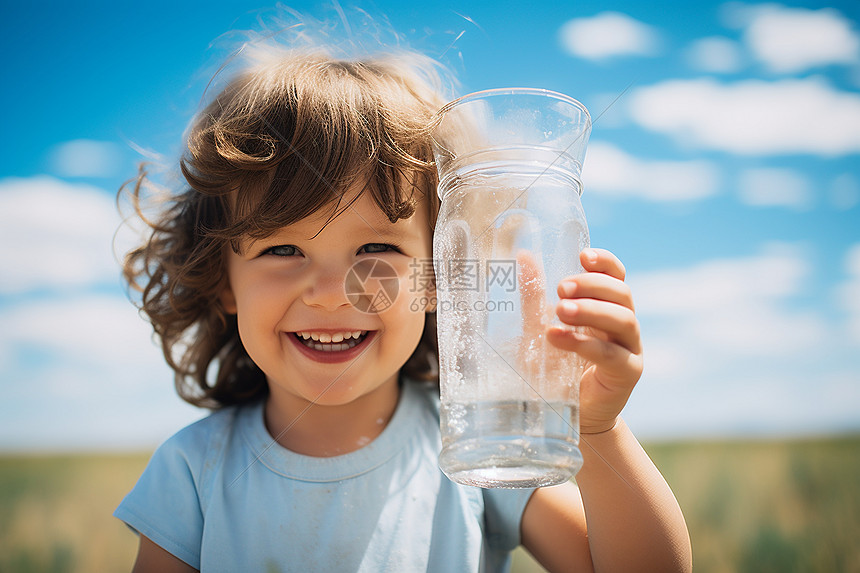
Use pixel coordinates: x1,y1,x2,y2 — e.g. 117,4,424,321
547,248,643,434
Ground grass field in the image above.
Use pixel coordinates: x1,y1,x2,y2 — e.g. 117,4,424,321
2,436,859,572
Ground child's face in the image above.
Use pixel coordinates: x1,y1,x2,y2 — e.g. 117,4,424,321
221,187,434,410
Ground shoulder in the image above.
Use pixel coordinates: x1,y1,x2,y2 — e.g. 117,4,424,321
163,406,239,454
145,404,250,490
114,405,252,570
156,407,234,457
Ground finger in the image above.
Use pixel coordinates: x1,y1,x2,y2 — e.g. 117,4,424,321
546,327,644,384
557,273,635,311
580,248,626,281
555,298,642,354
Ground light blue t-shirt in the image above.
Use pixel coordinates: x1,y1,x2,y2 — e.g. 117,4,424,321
115,380,535,572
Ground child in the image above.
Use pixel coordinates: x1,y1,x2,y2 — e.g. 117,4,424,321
115,45,692,573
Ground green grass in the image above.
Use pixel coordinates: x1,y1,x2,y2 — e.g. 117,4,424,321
0,453,148,573
645,436,860,573
1,437,859,572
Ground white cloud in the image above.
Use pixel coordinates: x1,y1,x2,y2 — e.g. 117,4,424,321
627,76,860,156
620,244,860,438
830,173,860,211
838,243,860,346
630,243,826,364
738,167,812,210
0,176,126,294
0,175,201,450
738,4,860,73
625,370,860,440
0,295,156,370
51,139,123,178
0,294,202,451
685,36,743,73
844,243,860,284
582,141,720,201
559,12,661,60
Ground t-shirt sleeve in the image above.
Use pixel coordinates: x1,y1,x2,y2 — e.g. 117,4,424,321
481,487,536,551
114,429,207,570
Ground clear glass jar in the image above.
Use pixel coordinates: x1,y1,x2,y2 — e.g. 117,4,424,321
431,88,592,488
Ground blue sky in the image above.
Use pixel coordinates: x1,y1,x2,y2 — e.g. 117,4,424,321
1,0,859,451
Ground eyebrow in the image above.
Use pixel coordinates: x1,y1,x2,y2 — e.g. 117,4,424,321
361,225,408,241
241,222,408,253
338,204,409,242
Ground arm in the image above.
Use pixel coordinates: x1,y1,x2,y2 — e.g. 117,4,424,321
114,423,207,573
577,419,690,572
521,249,692,572
132,535,198,573
522,421,691,572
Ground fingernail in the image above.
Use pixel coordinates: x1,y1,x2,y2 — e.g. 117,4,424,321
561,300,578,314
583,248,598,264
560,282,576,298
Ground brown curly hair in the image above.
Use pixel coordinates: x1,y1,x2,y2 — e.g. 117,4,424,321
122,48,446,408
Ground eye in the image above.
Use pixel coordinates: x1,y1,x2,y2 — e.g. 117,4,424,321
263,245,301,257
358,243,401,255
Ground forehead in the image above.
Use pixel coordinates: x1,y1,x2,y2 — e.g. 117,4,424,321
311,189,431,240
239,186,432,251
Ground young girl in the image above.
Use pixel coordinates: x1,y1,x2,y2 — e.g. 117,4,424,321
115,45,692,573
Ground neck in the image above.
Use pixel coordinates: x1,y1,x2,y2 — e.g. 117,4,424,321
263,376,401,457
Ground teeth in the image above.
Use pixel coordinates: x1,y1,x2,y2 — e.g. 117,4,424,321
295,330,367,344
294,330,369,352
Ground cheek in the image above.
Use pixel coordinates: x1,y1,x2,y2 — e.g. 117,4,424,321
233,293,288,373
385,306,426,363
230,274,296,350
232,267,295,309
390,276,428,340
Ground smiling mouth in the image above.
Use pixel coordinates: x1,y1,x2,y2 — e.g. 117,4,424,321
292,331,370,352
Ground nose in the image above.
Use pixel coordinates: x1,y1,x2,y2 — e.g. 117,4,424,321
301,260,352,310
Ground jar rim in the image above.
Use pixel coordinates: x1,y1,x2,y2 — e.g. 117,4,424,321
435,87,591,123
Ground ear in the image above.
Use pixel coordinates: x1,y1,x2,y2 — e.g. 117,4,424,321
219,280,238,315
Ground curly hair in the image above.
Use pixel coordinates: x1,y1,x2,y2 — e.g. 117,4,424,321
122,48,446,408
